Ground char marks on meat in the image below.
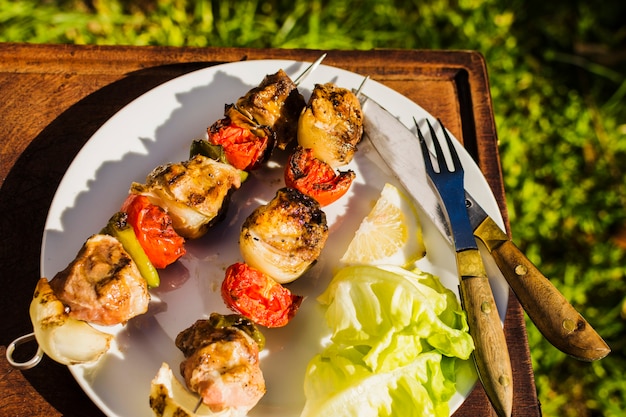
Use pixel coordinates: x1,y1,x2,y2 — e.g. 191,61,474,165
49,234,150,326
131,154,243,239
235,69,306,150
297,82,364,167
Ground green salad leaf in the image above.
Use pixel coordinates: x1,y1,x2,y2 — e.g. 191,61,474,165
302,265,474,417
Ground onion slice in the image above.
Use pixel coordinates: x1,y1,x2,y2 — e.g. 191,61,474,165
29,278,113,365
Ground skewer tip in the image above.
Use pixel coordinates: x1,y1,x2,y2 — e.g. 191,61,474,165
294,53,328,86
193,396,203,413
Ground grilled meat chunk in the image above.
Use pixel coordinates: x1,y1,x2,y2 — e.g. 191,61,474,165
234,69,306,150
49,234,150,326
175,316,266,414
297,82,364,167
130,154,243,239
240,187,329,283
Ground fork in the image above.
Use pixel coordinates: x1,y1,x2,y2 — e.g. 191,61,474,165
417,119,514,417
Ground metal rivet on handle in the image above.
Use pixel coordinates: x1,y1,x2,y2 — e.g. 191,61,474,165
481,301,492,314
499,374,511,388
514,264,528,276
563,319,577,333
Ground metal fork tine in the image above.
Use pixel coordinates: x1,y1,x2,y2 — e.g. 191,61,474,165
426,119,449,173
416,121,435,176
438,119,462,172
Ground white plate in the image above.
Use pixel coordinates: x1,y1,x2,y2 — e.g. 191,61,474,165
41,59,509,416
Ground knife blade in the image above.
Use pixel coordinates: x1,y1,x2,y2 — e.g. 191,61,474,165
361,94,610,362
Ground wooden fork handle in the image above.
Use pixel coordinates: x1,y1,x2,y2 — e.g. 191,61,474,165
457,249,513,417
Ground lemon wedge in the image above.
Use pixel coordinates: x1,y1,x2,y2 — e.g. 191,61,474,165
340,183,425,266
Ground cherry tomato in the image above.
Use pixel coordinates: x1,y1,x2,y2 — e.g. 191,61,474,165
221,262,303,328
285,146,355,206
121,194,186,269
208,119,271,171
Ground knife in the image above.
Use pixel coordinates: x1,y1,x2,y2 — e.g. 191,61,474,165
360,94,610,362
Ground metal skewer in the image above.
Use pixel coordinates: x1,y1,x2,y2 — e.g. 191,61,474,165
355,75,371,105
355,75,370,96
193,396,203,413
293,53,327,86
6,332,44,370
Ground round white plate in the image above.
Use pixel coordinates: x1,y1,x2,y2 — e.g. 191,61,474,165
41,59,509,416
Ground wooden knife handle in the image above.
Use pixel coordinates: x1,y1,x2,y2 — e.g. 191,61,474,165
491,239,610,361
474,217,610,361
457,249,513,417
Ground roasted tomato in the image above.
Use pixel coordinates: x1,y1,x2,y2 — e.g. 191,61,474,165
285,146,355,206
221,262,303,328
121,194,186,269
207,105,274,171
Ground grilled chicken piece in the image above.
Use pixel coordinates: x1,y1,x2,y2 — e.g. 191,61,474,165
297,82,364,167
234,69,306,150
240,187,329,284
175,317,266,414
49,234,150,326
130,154,243,239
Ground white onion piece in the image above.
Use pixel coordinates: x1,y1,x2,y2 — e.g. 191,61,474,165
136,188,210,239
239,229,311,284
297,83,363,168
29,278,113,365
297,112,342,167
131,155,243,239
239,188,328,284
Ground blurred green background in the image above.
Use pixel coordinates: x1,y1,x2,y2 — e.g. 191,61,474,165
2,0,625,415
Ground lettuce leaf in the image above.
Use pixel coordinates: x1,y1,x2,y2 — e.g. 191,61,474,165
301,265,474,417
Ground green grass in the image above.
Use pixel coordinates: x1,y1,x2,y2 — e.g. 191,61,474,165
2,0,625,415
